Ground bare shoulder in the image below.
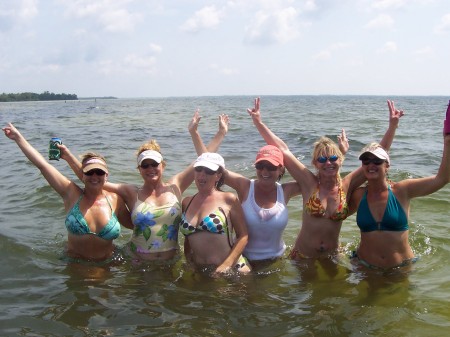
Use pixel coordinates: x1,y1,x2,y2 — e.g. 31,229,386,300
221,191,239,204
390,180,409,197
104,190,120,206
181,194,194,209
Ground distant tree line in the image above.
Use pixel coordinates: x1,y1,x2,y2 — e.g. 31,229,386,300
0,91,78,102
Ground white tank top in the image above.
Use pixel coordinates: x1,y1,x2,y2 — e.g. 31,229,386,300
241,180,288,261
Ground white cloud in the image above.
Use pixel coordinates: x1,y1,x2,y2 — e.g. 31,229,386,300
149,43,162,54
97,59,115,75
313,42,350,61
18,0,38,20
303,0,318,11
0,0,38,31
59,0,142,33
365,14,394,29
181,6,223,33
209,64,239,75
123,54,157,73
371,0,407,10
244,6,300,45
370,0,435,10
413,46,433,56
313,50,331,61
377,41,397,53
434,13,450,34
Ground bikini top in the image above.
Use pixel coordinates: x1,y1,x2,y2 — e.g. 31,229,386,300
356,186,409,232
65,194,120,240
304,184,349,221
129,190,181,253
179,194,229,237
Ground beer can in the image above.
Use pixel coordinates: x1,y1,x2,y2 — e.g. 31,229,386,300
49,137,62,161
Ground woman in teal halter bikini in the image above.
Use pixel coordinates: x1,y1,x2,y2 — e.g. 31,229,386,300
2,123,132,262
349,123,450,270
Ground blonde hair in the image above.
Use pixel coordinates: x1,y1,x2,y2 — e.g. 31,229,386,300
310,137,344,184
136,140,166,168
311,137,344,166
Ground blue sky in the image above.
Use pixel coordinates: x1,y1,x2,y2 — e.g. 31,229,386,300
1,0,449,97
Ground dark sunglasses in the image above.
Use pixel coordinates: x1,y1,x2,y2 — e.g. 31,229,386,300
255,162,279,171
194,166,217,175
361,157,386,166
140,162,160,169
84,169,106,176
317,155,339,163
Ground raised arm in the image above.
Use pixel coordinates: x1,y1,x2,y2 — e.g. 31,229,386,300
189,110,229,155
2,123,74,199
247,97,289,151
337,129,349,155
400,133,450,199
379,100,404,151
347,100,404,191
173,110,229,193
189,111,252,199
247,98,315,190
59,144,83,181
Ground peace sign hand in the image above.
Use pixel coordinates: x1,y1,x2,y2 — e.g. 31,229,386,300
387,100,404,128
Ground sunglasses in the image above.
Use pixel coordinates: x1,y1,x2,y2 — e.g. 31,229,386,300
84,169,106,176
255,162,279,171
361,157,386,166
317,155,339,163
140,162,160,169
194,166,217,175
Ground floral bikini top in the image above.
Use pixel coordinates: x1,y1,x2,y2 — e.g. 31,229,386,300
304,184,349,221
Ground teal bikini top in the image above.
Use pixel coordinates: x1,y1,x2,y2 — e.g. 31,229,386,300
65,194,121,240
179,194,229,237
356,186,408,232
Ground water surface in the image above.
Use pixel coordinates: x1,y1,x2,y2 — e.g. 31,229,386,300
1,96,449,336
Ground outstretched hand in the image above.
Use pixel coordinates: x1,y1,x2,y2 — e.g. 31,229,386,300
218,114,229,135
387,100,404,128
247,97,262,125
2,123,20,140
337,129,349,155
188,109,201,133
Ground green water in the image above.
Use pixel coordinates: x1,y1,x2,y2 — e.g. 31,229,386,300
0,96,449,336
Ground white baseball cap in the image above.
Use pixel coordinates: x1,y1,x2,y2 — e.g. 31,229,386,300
194,152,225,171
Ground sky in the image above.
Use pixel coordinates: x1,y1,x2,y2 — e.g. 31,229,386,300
1,0,450,98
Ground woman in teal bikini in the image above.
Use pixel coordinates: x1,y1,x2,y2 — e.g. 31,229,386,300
349,128,450,270
180,152,251,274
2,123,132,262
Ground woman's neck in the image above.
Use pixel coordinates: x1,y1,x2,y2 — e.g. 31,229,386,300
367,179,389,194
142,180,162,193
317,174,339,189
197,187,217,198
255,179,277,192
82,188,104,201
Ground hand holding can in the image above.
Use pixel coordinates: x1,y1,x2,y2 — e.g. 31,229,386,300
49,137,62,160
